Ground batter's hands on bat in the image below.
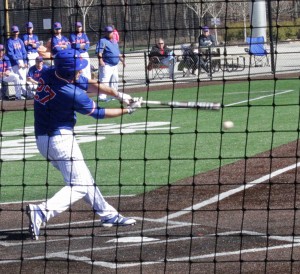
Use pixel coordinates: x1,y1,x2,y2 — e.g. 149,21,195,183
129,97,143,109
117,92,132,105
127,106,136,114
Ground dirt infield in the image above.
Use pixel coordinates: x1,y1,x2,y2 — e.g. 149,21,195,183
1,73,300,273
1,139,300,274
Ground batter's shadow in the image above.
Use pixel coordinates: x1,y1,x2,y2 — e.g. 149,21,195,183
0,230,31,241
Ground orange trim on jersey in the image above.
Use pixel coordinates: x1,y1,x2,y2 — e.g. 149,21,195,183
54,71,72,83
87,101,96,116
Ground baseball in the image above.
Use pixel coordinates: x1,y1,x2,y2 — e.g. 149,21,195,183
223,120,234,130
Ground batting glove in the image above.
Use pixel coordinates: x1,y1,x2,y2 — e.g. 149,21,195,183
117,92,132,105
127,106,136,114
129,97,143,109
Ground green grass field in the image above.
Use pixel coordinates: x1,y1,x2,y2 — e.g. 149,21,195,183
0,79,299,202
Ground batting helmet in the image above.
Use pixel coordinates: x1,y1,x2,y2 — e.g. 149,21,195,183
54,49,88,80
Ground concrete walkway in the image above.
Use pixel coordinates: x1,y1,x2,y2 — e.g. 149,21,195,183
89,41,300,89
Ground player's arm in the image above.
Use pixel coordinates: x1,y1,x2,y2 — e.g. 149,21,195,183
76,77,131,105
84,35,90,50
21,41,28,66
119,53,125,66
75,92,135,119
69,34,79,50
27,76,38,85
96,40,106,66
210,35,217,46
4,58,12,75
98,52,105,66
104,108,133,117
32,36,40,48
7,41,19,64
86,78,118,96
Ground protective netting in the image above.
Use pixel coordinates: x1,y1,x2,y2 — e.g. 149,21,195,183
0,1,300,273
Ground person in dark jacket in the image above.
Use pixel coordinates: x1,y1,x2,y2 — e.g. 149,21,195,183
198,26,216,48
198,26,218,74
149,38,176,79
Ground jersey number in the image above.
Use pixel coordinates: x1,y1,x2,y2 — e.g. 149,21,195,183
35,78,56,105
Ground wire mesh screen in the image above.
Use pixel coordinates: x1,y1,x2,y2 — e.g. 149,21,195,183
0,0,300,273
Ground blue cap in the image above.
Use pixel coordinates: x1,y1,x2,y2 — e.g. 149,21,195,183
26,22,33,28
53,22,62,30
75,22,82,27
202,26,209,32
11,26,19,32
54,49,88,79
36,56,43,62
104,26,113,32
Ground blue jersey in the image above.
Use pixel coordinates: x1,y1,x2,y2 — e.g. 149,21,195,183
95,37,120,66
6,37,27,66
22,34,40,53
51,35,71,55
27,64,49,81
0,55,12,72
34,68,105,136
70,33,90,53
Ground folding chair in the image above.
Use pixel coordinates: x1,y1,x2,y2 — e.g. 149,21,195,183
147,56,169,79
246,36,269,67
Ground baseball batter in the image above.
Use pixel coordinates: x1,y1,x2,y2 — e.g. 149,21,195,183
95,25,125,101
26,49,141,240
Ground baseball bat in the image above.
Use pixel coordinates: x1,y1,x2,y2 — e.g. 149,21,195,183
142,100,221,110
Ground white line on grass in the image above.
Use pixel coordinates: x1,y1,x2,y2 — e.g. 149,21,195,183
225,89,291,95
149,89,294,110
158,161,300,222
225,89,293,107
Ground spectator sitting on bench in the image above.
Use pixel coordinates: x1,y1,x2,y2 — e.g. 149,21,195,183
149,38,176,79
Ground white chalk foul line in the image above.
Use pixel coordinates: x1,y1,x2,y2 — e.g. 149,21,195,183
225,89,294,107
158,161,300,222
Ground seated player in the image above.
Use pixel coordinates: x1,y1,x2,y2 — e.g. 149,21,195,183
0,44,23,100
27,56,49,98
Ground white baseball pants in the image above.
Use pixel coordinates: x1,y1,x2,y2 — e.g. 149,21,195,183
12,62,27,94
81,51,91,79
2,72,23,98
35,129,118,222
27,52,39,69
160,55,176,78
98,64,118,100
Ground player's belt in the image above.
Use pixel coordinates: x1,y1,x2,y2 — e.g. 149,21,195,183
36,129,73,137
